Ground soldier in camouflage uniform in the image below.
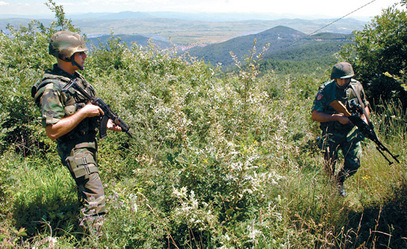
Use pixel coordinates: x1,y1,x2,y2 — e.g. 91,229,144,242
32,31,121,221
311,62,370,196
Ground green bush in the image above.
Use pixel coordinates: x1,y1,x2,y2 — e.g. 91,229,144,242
340,3,407,109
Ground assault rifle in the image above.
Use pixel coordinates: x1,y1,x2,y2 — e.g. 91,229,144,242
63,79,133,138
329,100,399,165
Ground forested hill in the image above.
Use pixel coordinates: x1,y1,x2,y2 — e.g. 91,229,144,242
185,25,352,68
85,25,352,74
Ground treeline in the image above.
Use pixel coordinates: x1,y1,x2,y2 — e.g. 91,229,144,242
340,4,407,110
258,41,352,75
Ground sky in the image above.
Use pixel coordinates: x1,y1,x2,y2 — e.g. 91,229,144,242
0,0,402,19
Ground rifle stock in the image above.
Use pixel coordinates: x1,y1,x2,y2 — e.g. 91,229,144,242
329,100,352,117
329,100,399,165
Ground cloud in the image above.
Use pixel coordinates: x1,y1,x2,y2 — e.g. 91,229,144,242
0,1,10,6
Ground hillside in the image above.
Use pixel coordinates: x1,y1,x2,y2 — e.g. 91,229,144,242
85,26,352,74
185,25,352,68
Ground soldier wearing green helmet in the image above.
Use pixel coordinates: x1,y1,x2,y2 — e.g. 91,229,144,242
330,62,355,79
48,30,89,70
32,31,122,231
311,62,370,196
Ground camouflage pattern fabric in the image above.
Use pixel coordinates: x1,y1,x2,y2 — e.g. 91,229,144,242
320,127,363,181
33,64,98,129
64,142,106,215
312,79,369,133
312,79,369,181
33,64,106,216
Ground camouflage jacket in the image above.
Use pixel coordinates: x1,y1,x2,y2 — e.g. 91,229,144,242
32,64,99,144
311,79,369,133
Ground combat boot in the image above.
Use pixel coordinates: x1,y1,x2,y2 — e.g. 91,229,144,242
335,170,349,197
337,181,346,197
83,214,105,238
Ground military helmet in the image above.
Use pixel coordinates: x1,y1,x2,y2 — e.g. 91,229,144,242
49,31,88,60
330,62,355,79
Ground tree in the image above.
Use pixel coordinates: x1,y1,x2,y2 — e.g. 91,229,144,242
0,0,79,155
340,2,407,109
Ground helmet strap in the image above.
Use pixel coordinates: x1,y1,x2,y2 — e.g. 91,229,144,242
335,79,351,89
70,54,84,71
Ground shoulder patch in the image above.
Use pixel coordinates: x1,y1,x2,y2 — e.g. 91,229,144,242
316,93,323,101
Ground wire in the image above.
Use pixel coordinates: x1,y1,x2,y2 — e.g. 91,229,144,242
285,0,377,48
307,0,377,36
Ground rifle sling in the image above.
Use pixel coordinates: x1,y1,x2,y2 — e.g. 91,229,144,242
349,84,371,124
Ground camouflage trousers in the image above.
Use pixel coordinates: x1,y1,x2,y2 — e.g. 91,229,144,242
321,128,363,183
60,141,106,216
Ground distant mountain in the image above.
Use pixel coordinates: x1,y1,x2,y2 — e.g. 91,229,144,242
0,10,374,22
184,25,302,65
185,26,352,67
0,18,52,32
72,17,362,45
70,11,153,20
69,11,310,22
